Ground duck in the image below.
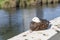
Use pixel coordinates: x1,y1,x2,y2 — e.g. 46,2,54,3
30,17,50,31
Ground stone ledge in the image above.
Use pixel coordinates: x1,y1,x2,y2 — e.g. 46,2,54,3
8,17,60,40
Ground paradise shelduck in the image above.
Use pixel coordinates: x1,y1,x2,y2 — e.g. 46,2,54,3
30,17,50,31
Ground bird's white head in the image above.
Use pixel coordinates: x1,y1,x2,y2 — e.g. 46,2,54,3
32,17,41,23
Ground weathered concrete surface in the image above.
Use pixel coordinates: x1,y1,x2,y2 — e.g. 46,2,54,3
49,32,60,40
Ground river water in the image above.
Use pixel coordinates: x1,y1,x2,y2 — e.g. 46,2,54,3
0,3,60,40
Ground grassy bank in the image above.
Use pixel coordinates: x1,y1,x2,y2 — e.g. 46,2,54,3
0,0,16,8
0,0,4,8
20,0,38,8
19,0,59,8
0,0,59,8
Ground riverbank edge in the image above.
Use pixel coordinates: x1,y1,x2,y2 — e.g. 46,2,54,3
0,0,16,8
0,0,60,8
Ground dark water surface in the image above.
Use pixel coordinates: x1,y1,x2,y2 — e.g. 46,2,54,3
0,4,60,40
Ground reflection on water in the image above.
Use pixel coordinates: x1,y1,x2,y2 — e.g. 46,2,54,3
0,4,60,40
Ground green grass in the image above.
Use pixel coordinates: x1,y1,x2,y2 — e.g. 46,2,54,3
0,0,5,5
0,0,4,3
0,0,7,8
